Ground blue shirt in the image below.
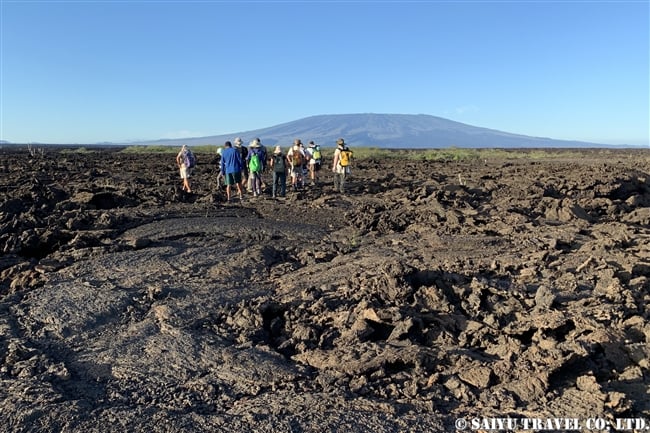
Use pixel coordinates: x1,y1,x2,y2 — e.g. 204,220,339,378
220,146,243,175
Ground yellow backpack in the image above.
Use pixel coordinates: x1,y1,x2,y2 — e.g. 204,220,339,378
339,147,352,167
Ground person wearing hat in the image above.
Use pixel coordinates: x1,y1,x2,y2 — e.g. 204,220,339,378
269,145,287,198
286,139,306,191
175,144,194,193
220,140,244,201
305,140,322,186
254,138,267,170
298,140,309,185
255,137,268,189
234,137,248,191
246,139,264,197
332,138,352,194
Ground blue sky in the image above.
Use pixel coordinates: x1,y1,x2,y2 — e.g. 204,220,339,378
1,0,649,146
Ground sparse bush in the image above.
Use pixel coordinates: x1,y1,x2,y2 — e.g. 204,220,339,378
60,147,94,154
117,145,644,163
27,143,46,158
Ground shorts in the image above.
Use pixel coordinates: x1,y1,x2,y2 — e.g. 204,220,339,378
179,164,191,179
224,172,242,186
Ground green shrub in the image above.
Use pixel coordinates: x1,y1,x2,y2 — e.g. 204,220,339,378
60,147,95,154
121,145,220,154
119,145,641,162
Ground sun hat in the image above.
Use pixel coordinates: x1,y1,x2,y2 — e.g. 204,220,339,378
273,146,282,154
336,138,345,146
250,140,261,148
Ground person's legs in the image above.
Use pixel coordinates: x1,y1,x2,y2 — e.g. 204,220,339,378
224,173,234,200
217,170,225,189
314,162,320,184
234,172,243,199
180,166,191,192
333,172,345,193
241,168,248,192
255,173,262,195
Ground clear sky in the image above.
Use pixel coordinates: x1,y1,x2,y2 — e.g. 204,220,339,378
1,0,649,146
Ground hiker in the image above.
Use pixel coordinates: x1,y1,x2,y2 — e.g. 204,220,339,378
234,137,248,192
246,139,264,197
269,145,287,198
255,137,268,192
215,147,225,188
220,140,244,201
286,139,306,191
332,138,352,194
306,140,322,186
176,144,195,193
299,141,309,185
255,137,268,171
245,138,264,193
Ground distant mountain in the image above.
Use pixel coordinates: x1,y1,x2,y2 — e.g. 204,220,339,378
130,113,618,148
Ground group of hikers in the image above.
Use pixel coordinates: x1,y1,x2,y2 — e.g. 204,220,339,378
176,137,354,200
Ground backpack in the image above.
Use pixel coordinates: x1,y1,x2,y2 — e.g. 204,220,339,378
339,147,352,167
249,152,261,173
183,149,196,168
291,150,304,167
312,145,322,161
273,154,286,173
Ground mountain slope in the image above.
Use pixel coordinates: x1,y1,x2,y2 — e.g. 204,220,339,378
133,113,609,148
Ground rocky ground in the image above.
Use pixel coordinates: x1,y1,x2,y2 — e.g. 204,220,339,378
1,147,649,432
